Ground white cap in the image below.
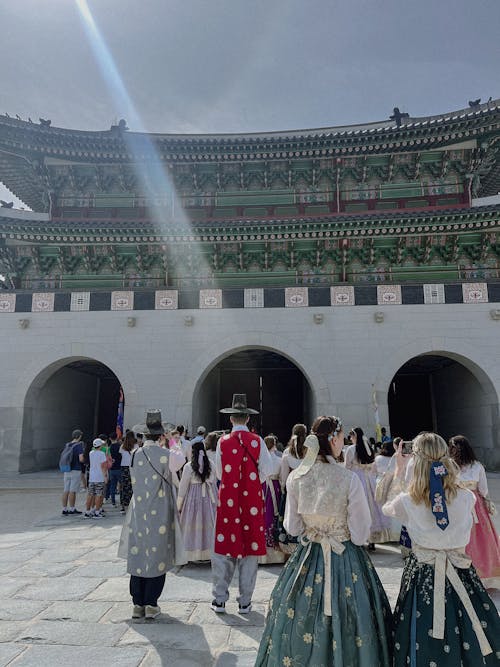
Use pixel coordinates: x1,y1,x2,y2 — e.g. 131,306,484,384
93,437,105,448
197,425,206,435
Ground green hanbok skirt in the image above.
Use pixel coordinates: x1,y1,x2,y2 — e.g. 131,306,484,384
393,552,500,666
255,540,392,667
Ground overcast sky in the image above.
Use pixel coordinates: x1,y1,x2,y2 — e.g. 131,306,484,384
1,0,499,206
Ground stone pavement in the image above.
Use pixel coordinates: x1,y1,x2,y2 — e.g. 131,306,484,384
1,472,500,667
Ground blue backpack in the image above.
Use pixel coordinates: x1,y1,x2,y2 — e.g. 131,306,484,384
59,442,75,473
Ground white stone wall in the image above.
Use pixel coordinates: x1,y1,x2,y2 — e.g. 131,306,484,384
1,302,499,471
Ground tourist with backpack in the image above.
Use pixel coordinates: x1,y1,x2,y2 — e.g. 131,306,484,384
60,429,85,516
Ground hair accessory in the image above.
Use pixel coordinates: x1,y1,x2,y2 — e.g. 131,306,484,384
198,449,205,475
429,461,449,530
333,417,342,435
294,434,319,478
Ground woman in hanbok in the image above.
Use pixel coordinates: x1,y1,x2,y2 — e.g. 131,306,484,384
383,432,500,666
275,423,307,555
255,416,392,667
259,435,286,564
345,427,391,549
448,434,500,587
177,440,217,562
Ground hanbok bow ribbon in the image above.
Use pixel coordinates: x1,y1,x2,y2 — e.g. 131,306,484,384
429,461,449,530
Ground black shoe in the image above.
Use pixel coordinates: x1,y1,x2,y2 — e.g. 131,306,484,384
210,600,226,613
61,509,68,515
69,509,82,515
238,603,252,614
367,543,376,551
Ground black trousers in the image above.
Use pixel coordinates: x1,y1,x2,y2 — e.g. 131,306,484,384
129,574,166,606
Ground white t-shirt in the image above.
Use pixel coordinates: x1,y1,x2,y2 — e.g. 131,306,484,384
89,449,107,483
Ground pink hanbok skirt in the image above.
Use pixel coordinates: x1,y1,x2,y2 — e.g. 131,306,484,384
466,490,500,585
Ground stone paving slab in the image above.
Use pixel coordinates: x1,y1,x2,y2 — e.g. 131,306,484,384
189,603,266,627
15,576,102,601
6,645,147,667
214,650,257,666
118,622,230,652
39,600,114,623
0,600,50,621
12,561,79,578
15,619,129,647
0,644,27,667
139,647,215,667
72,561,127,578
0,622,30,643
84,576,130,602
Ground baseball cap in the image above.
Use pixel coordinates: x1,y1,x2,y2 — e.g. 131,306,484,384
93,437,106,448
197,425,206,435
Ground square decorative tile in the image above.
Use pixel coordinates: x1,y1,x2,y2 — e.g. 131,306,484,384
462,282,488,303
111,291,134,311
70,292,90,311
331,286,355,306
32,293,55,312
199,289,222,309
377,285,402,305
155,290,178,310
423,284,445,304
285,287,308,307
244,288,264,308
0,294,16,313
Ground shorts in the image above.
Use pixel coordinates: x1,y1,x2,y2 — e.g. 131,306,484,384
63,470,81,493
88,481,106,497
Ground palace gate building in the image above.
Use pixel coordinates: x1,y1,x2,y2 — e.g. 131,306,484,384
0,101,499,471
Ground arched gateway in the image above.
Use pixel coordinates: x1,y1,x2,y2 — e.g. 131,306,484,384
193,349,313,445
20,357,122,472
388,352,499,467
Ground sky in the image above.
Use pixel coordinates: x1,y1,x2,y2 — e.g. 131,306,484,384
1,0,499,207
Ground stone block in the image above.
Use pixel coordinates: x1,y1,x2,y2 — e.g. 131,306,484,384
0,644,26,666
0,599,49,621
15,619,129,647
15,577,102,601
118,622,230,652
39,601,113,623
6,645,147,667
215,651,258,667
101,601,195,625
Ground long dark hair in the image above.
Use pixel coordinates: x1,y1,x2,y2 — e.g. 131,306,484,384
288,423,307,459
122,431,137,453
311,416,337,460
191,440,211,483
448,434,477,467
350,426,374,464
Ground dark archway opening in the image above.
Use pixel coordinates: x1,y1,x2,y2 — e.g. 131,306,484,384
194,350,313,446
20,359,121,472
388,354,491,449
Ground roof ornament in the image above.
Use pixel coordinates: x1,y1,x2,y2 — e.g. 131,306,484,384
110,118,129,134
468,99,481,108
0,201,14,208
389,107,409,127
39,118,51,127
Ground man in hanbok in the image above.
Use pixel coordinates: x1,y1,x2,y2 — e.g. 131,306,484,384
211,394,274,614
118,410,186,619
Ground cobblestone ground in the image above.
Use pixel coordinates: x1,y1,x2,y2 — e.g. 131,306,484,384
1,472,500,666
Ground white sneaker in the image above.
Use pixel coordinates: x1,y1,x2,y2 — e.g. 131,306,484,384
145,605,161,619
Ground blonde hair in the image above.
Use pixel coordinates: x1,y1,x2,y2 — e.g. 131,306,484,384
408,432,459,507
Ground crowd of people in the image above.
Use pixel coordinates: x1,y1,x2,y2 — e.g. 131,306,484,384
60,399,500,665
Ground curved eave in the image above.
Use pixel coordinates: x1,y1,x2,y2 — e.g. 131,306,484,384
0,100,498,209
0,205,498,244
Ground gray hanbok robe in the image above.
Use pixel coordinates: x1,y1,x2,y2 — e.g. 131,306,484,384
118,441,186,576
